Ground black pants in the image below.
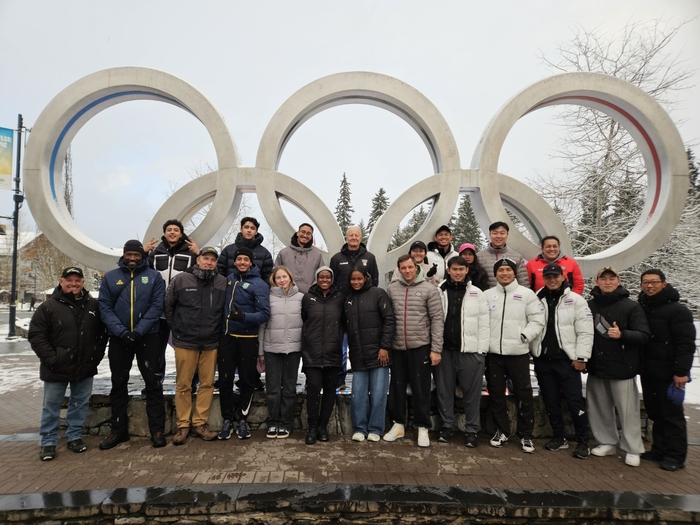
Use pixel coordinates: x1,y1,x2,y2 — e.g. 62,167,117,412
265,351,302,429
486,353,534,439
305,366,341,428
534,356,589,444
218,335,258,422
108,333,165,437
387,345,432,429
641,375,687,464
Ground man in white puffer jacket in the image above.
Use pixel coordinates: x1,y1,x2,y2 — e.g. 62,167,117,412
486,258,545,454
529,263,593,460
435,257,490,448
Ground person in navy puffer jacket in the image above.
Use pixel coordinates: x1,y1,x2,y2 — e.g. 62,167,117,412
98,240,166,450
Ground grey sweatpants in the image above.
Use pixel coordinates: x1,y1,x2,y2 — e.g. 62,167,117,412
434,351,485,433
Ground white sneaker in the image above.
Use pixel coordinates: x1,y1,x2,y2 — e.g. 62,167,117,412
520,438,535,454
383,423,405,442
352,432,365,442
489,429,508,448
367,433,380,442
625,453,640,467
417,427,430,447
591,444,617,457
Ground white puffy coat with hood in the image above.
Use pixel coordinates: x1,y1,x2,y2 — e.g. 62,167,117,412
438,279,490,354
486,280,545,356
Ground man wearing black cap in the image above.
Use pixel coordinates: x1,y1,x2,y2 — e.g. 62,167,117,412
530,263,593,459
485,258,545,454
164,247,227,445
29,267,108,461
98,240,167,449
390,240,438,285
425,225,458,284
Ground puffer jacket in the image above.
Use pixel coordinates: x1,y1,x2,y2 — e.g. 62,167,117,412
526,253,584,295
223,264,271,336
477,244,529,288
529,285,593,360
425,242,459,283
638,284,696,380
217,232,274,284
330,242,379,294
98,257,165,337
486,280,545,356
29,287,107,382
258,285,303,355
164,266,227,351
391,261,439,286
387,271,444,353
274,233,325,293
344,279,395,371
438,278,489,354
148,233,198,286
587,285,649,380
301,283,345,368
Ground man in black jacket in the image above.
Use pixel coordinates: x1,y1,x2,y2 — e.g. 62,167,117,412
638,269,696,471
587,266,649,467
164,247,227,445
28,267,107,461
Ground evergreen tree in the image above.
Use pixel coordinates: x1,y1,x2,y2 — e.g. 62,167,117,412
367,187,390,233
390,204,429,250
334,173,354,235
450,194,484,250
357,219,369,244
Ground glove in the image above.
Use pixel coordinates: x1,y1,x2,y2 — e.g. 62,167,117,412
426,263,438,277
228,308,245,322
520,334,528,344
122,331,142,348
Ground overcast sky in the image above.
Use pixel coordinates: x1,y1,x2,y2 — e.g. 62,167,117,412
1,1,698,253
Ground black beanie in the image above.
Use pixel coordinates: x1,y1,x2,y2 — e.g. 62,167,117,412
493,257,517,276
234,247,255,264
123,239,145,256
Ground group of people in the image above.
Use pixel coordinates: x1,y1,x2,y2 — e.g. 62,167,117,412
29,216,695,473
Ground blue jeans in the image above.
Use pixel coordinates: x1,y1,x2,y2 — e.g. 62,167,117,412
351,366,389,436
40,377,93,446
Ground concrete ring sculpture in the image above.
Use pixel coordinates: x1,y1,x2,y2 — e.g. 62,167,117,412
23,67,240,271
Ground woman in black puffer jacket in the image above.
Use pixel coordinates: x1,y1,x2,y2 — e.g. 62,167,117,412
301,266,345,445
344,267,395,442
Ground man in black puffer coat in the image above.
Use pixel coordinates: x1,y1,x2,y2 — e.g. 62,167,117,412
29,267,107,461
638,269,696,471
217,217,273,284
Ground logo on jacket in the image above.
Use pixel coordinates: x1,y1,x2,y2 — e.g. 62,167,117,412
361,259,368,266
564,299,574,306
469,291,478,297
513,294,522,301
141,276,149,284
116,279,124,285
242,282,250,289
309,297,317,302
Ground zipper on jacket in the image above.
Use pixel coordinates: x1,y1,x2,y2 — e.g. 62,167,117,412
403,286,409,350
499,285,506,354
130,269,135,331
224,277,240,334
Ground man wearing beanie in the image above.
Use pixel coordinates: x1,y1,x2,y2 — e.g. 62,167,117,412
425,225,459,284
98,240,167,449
485,258,544,454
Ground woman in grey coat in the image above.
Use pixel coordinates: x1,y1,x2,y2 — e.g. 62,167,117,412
259,266,303,438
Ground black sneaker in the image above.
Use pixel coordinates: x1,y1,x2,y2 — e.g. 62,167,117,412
305,426,318,445
464,432,478,448
544,436,569,451
67,438,87,453
277,428,290,439
660,459,685,471
151,432,167,448
39,445,56,461
99,433,130,450
573,442,590,459
317,425,329,442
438,427,453,443
266,426,278,439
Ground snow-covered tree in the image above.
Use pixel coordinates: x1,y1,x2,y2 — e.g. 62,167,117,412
334,173,354,235
367,187,390,234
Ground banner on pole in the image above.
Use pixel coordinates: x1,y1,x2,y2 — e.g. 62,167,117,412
0,127,13,191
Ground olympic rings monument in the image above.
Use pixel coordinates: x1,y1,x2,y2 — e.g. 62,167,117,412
23,68,688,280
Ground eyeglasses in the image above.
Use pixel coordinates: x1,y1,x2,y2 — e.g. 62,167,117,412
641,280,663,285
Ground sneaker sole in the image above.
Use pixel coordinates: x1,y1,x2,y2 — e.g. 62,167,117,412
382,433,404,442
545,444,569,451
489,440,507,447
238,434,251,440
521,447,535,454
277,433,290,439
591,448,617,457
266,434,278,439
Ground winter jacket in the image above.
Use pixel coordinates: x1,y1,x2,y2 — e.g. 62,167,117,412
98,257,165,338
638,284,696,381
274,233,325,293
477,244,530,289
29,287,107,382
529,285,593,361
344,279,395,371
148,233,198,286
467,263,490,292
425,242,459,283
163,266,227,351
329,242,379,295
438,278,489,354
387,271,444,353
301,283,345,368
217,232,274,284
486,280,545,356
526,254,584,295
258,285,304,355
391,261,440,286
587,286,650,380
222,264,271,336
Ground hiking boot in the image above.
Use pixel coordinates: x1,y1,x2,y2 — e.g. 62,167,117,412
277,428,290,439
151,432,167,448
573,442,590,459
99,433,130,450
172,427,189,445
191,424,218,441
317,425,329,442
237,420,251,440
489,429,508,447
67,438,87,453
218,419,233,440
383,423,405,442
464,432,478,448
418,427,430,447
266,426,278,439
520,438,535,454
438,427,453,443
591,444,616,457
305,425,318,445
39,445,56,461
544,436,568,451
